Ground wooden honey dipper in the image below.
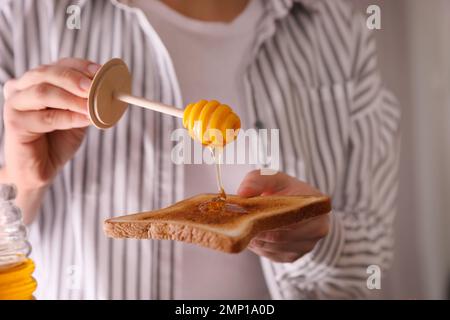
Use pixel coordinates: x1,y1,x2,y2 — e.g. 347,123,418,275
88,58,241,147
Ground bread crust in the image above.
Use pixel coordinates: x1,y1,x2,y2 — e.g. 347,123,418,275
104,194,331,253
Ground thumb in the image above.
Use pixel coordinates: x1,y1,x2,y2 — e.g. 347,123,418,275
237,170,290,198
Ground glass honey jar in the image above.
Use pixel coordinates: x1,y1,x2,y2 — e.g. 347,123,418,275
0,184,37,300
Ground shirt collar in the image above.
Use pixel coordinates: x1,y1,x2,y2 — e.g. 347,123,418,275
51,0,319,60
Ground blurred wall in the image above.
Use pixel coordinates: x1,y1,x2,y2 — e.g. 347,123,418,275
350,0,450,299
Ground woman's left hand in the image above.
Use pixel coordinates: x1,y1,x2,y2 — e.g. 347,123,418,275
238,170,330,263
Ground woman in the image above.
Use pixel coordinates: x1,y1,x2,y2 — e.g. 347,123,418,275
0,0,400,299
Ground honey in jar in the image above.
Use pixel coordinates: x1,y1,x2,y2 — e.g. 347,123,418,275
0,184,37,300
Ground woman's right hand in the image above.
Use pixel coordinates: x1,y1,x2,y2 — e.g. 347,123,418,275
2,58,100,193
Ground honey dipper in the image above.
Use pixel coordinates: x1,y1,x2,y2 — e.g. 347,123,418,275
88,58,240,146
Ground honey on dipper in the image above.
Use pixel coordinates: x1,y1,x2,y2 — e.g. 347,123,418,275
182,99,241,147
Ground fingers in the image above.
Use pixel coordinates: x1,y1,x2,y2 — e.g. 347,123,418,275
2,59,98,139
256,214,330,242
249,238,317,255
5,58,101,99
237,170,323,198
247,214,330,263
5,108,90,134
247,244,305,263
9,66,92,98
55,57,100,77
237,170,291,197
5,84,88,115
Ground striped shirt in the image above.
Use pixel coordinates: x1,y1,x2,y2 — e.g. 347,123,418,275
0,0,401,299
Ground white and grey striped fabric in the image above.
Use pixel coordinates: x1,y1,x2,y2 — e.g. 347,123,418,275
0,0,401,299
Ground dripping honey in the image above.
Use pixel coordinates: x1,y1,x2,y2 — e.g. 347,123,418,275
198,147,247,214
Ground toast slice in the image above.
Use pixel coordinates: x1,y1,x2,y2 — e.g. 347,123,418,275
104,194,331,253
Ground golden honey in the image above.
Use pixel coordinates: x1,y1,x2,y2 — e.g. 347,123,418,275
0,184,37,300
182,100,241,147
0,258,37,300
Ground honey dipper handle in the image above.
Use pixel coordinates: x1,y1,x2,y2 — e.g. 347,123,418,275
115,92,184,118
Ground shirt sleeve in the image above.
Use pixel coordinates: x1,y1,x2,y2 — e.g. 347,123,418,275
261,9,401,299
0,2,14,167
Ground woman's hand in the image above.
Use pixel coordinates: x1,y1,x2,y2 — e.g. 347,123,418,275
1,58,100,222
238,170,330,263
2,58,99,189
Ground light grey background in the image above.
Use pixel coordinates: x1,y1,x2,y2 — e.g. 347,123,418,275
350,0,450,299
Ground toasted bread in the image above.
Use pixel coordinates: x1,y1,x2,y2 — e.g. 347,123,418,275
104,194,331,253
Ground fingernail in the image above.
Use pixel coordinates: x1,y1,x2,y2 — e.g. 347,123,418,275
87,63,101,76
79,78,92,91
